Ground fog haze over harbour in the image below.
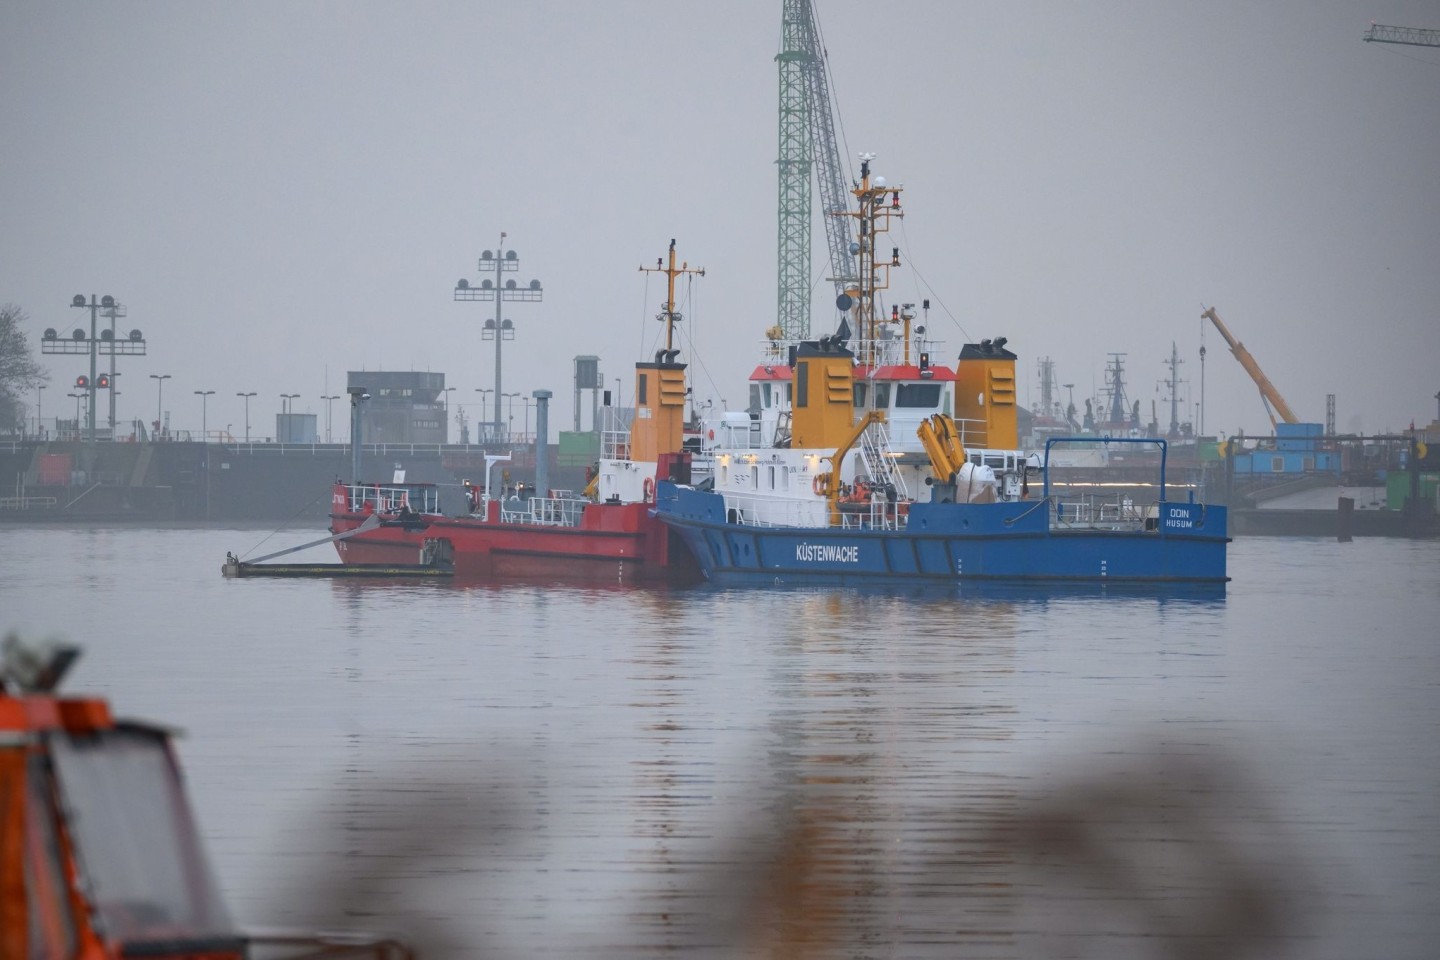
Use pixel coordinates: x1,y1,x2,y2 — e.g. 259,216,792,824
3,1,1438,440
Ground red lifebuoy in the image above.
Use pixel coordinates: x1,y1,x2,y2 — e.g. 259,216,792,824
643,476,656,502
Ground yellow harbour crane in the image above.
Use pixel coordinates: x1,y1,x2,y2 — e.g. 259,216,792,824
1201,307,1300,429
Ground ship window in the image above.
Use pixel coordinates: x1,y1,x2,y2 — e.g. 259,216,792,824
763,383,773,407
5,750,77,956
873,383,891,409
638,374,649,405
853,383,867,407
796,364,809,408
895,383,943,408
49,728,235,943
749,384,762,411
767,465,776,489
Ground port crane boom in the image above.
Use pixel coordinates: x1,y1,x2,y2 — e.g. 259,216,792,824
1201,307,1299,428
1362,22,1440,47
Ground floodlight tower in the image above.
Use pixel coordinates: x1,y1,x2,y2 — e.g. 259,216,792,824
454,233,543,440
41,295,146,443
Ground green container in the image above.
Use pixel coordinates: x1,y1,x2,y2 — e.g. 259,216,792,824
558,431,599,459
1386,471,1440,511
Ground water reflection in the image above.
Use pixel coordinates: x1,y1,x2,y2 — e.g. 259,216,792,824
8,528,1431,958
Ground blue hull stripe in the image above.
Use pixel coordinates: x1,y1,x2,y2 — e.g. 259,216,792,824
655,482,1229,586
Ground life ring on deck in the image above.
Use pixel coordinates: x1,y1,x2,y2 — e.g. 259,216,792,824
642,476,656,502
812,474,827,496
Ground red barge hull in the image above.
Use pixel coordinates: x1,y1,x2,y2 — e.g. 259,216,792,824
329,491,697,583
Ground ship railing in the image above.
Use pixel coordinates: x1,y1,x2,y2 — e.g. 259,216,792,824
857,422,909,500
600,430,631,461
1051,494,1155,532
835,498,910,531
719,493,824,529
500,493,588,527
344,483,441,514
241,931,414,960
0,495,59,512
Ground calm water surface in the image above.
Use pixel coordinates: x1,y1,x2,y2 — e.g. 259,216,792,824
2,525,1437,959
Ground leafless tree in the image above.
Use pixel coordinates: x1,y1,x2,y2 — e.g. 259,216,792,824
0,303,49,435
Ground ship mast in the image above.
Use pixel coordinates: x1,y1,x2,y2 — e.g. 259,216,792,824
640,239,705,357
834,153,904,370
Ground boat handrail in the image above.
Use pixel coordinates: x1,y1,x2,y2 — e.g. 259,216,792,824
1043,436,1168,503
600,429,631,461
835,497,908,531
0,495,60,511
500,493,588,527
1049,494,1159,532
342,482,441,514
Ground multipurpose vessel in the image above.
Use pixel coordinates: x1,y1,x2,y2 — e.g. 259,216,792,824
654,154,1229,587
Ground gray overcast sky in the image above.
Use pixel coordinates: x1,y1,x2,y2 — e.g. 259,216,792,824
3,1,1437,441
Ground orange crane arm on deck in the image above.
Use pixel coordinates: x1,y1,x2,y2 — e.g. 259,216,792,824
1201,307,1299,428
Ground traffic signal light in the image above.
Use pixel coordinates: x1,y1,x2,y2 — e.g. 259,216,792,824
96,374,111,389
75,375,89,388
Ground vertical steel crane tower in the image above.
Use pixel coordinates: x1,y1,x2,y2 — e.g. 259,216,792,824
776,0,854,341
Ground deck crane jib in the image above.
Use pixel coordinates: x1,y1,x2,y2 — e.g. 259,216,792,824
1201,306,1299,428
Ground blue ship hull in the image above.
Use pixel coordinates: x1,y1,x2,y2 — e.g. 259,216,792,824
654,481,1229,587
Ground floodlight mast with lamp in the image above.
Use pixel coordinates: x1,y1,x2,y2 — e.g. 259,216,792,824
41,295,145,443
454,233,543,440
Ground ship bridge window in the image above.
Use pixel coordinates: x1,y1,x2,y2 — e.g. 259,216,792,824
853,383,867,408
874,383,891,409
49,728,234,943
8,750,77,954
895,383,943,408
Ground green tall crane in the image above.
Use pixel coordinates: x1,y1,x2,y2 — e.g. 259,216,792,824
776,0,854,342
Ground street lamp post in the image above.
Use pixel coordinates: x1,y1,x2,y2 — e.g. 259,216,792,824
454,233,543,438
474,388,493,440
35,385,44,439
149,374,171,439
237,392,256,442
280,394,300,443
522,395,533,442
67,393,83,435
194,390,215,441
347,386,369,482
503,392,520,441
441,387,455,443
321,394,340,443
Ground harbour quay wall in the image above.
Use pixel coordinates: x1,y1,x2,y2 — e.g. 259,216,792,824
0,441,581,523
